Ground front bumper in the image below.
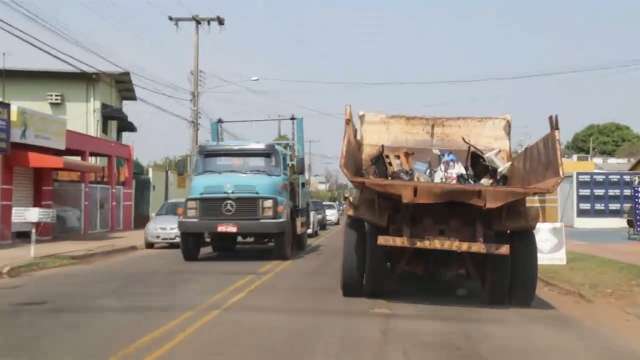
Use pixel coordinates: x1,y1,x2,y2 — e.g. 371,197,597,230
326,215,339,224
179,218,288,235
145,231,181,244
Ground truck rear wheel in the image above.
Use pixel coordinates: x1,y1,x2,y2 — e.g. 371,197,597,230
484,253,510,305
509,230,538,307
274,223,294,260
180,233,202,261
341,217,365,297
363,223,385,298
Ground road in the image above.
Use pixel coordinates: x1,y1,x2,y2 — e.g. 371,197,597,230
0,226,638,360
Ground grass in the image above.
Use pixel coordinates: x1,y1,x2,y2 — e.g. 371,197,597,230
7,256,78,277
539,251,640,300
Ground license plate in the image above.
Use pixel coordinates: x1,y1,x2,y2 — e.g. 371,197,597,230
217,224,238,233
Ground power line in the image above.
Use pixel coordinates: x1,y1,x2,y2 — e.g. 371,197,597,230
1,0,191,94
0,22,86,72
260,60,640,86
138,97,191,123
135,83,191,101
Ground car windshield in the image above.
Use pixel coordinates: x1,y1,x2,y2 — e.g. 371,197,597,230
310,201,324,211
156,201,183,216
323,203,337,210
196,152,281,176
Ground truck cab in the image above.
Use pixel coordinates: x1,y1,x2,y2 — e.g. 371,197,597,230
178,141,309,261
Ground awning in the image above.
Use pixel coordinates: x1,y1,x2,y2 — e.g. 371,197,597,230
102,103,137,133
8,149,103,173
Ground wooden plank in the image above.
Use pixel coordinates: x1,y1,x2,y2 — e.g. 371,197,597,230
377,235,510,255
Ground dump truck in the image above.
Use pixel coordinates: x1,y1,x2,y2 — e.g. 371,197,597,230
339,106,563,306
178,117,309,261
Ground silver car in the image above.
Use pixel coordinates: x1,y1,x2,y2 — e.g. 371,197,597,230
144,199,184,249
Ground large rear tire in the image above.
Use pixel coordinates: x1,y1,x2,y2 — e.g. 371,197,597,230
180,233,202,261
509,230,538,307
484,253,510,305
274,222,294,260
363,223,386,298
341,217,365,297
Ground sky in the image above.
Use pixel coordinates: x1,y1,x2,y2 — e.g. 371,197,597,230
1,0,639,174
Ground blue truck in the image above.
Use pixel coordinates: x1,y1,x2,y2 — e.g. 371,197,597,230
178,117,309,261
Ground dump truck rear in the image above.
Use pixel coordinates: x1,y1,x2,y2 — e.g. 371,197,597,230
339,106,563,306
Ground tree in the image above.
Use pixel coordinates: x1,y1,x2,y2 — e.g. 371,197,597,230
564,122,640,156
615,141,640,158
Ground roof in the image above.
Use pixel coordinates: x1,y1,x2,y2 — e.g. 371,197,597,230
2,68,137,101
595,162,633,171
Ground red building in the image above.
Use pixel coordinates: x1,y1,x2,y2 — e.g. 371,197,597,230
0,104,134,242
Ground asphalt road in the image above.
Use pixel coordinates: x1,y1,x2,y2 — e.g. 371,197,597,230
0,226,638,360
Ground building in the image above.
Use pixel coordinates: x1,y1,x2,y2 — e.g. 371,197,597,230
629,158,640,172
310,175,329,191
0,69,137,242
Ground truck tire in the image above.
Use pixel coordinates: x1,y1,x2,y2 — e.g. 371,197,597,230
363,223,385,298
274,223,294,260
180,233,202,261
296,231,308,251
509,230,538,307
341,217,365,297
484,254,510,305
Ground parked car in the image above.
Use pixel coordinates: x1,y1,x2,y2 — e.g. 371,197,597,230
307,207,320,237
310,200,327,230
323,201,340,225
144,199,184,249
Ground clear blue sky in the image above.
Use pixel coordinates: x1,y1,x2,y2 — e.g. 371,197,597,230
1,0,639,172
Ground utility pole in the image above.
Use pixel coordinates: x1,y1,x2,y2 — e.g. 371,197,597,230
168,15,225,158
1,52,6,100
306,139,319,181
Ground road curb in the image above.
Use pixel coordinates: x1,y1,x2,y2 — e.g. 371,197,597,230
0,245,139,279
538,276,592,302
65,245,139,261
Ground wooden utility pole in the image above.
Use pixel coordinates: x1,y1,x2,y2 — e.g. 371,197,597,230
168,15,225,158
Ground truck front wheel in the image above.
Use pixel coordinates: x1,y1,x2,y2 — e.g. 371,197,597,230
363,223,385,298
509,230,538,307
274,223,294,260
180,233,203,261
341,217,365,297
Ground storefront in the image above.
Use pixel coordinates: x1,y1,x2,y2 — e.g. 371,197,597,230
0,103,134,242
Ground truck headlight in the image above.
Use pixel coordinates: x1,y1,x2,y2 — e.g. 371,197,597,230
186,200,198,217
261,199,274,217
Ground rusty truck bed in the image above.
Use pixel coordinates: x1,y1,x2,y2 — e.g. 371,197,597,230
340,106,564,210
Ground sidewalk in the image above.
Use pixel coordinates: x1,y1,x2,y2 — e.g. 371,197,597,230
0,230,144,271
566,228,640,266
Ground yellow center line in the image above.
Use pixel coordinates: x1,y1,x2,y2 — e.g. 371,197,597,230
143,260,294,360
112,224,339,360
110,274,255,360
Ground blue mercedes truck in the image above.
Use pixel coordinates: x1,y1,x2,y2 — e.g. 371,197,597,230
178,117,309,261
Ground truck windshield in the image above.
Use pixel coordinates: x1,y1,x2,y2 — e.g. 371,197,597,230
196,152,281,176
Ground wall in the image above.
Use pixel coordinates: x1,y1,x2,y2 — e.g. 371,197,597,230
148,167,187,214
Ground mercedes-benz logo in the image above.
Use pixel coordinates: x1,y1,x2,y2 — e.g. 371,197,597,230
221,200,236,215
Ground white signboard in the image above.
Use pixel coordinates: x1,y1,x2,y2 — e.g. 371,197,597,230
535,222,566,265
12,207,56,223
10,105,66,150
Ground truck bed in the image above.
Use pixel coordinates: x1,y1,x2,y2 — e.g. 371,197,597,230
340,107,563,209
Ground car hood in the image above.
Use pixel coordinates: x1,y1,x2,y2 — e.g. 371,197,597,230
148,215,178,227
189,173,287,198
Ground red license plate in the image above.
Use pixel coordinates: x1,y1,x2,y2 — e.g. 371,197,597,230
217,224,238,233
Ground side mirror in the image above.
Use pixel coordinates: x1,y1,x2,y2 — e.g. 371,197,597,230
295,157,305,175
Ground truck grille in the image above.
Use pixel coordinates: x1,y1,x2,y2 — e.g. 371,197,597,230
199,198,260,219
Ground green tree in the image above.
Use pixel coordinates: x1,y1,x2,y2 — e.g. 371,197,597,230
565,122,640,156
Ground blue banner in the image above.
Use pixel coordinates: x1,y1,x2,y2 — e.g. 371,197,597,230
0,102,9,155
